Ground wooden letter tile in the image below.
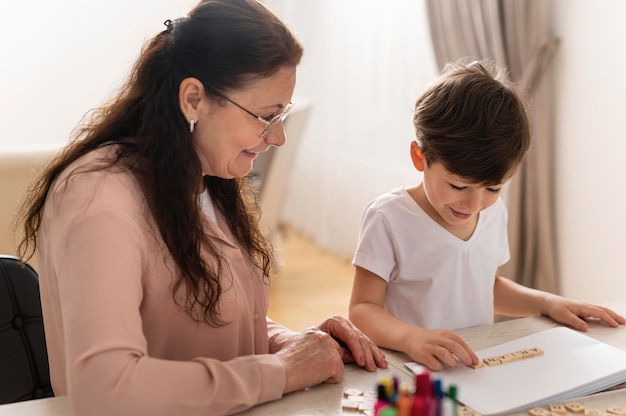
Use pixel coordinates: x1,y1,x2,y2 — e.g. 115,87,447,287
564,403,585,414
472,346,544,369
457,406,476,416
495,354,516,364
527,347,545,357
482,356,502,366
549,404,567,415
528,408,550,416
504,352,523,362
518,349,534,359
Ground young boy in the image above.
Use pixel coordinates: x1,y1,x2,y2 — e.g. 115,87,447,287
349,59,625,371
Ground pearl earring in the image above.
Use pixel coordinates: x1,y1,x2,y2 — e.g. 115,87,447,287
189,119,196,133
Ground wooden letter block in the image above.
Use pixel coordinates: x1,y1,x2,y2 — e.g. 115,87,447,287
495,354,516,364
341,398,359,410
527,347,545,357
549,404,567,415
483,356,502,366
343,388,363,397
472,346,544,369
564,403,585,414
607,407,626,416
504,352,523,362
468,361,485,369
583,409,603,416
457,405,476,416
518,349,534,359
528,408,550,416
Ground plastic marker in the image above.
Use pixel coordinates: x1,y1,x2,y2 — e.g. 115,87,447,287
375,382,391,416
433,379,444,416
411,395,426,416
413,366,436,416
396,383,413,416
447,385,458,416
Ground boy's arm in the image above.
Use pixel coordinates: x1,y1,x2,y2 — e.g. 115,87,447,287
349,266,478,371
492,272,546,317
493,271,625,331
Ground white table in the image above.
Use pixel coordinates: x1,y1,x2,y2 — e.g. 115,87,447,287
2,301,625,415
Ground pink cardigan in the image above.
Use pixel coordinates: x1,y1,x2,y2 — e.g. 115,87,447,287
37,147,287,415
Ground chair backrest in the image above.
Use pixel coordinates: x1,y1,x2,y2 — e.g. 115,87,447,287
0,255,53,404
0,144,59,261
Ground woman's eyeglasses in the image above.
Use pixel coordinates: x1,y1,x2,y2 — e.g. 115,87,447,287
214,93,294,138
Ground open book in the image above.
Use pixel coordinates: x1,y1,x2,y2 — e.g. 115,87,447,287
404,327,626,415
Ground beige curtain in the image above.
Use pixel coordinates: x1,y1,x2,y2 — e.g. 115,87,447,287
426,0,560,292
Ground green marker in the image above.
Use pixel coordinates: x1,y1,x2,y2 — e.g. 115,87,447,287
448,385,458,416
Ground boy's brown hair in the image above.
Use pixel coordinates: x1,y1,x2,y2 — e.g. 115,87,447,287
413,59,531,185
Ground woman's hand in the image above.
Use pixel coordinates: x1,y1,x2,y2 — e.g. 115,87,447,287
542,294,626,331
405,327,479,372
272,315,388,394
315,315,388,372
274,327,345,393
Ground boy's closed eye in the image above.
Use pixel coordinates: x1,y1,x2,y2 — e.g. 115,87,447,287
450,184,466,191
449,183,502,193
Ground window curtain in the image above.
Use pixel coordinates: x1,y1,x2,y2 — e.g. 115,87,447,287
426,0,560,292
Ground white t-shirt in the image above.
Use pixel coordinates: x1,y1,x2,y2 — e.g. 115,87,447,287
352,186,510,330
199,188,218,223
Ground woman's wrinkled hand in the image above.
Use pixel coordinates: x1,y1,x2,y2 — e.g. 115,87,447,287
315,315,388,372
274,327,345,393
273,315,388,394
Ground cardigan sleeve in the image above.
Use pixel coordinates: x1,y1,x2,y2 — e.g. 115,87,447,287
38,165,286,416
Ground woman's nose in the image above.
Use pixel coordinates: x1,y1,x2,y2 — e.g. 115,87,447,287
264,122,286,147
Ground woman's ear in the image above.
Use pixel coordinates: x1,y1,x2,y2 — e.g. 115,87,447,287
410,141,425,172
179,77,205,123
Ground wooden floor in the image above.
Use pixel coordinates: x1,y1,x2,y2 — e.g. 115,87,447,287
267,226,355,331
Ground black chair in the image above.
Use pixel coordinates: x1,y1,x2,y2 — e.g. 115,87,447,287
0,255,53,404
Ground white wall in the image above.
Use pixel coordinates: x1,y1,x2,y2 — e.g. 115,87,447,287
267,0,437,258
0,0,197,149
272,0,626,304
551,0,626,302
1,1,625,303
0,0,196,256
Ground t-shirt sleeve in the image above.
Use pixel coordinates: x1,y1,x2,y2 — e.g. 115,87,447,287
352,203,398,282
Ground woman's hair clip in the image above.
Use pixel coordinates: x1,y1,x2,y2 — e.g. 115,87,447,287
163,19,174,33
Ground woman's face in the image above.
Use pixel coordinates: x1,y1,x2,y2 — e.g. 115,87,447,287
193,66,297,179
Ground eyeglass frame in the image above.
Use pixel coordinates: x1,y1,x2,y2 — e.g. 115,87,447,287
209,89,294,138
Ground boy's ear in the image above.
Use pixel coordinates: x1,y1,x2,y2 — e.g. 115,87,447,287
410,141,425,172
179,77,205,122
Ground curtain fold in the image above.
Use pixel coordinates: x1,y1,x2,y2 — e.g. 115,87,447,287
425,0,560,292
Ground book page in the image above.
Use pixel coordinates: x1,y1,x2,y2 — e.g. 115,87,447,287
413,327,626,415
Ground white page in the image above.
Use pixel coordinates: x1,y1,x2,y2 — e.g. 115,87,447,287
409,327,626,415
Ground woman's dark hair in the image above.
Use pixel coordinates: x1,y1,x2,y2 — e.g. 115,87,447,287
15,0,304,326
413,59,531,185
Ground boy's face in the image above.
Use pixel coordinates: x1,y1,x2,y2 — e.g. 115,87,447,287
421,161,504,227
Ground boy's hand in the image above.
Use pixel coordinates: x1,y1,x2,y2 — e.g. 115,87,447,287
542,294,626,331
405,328,479,371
